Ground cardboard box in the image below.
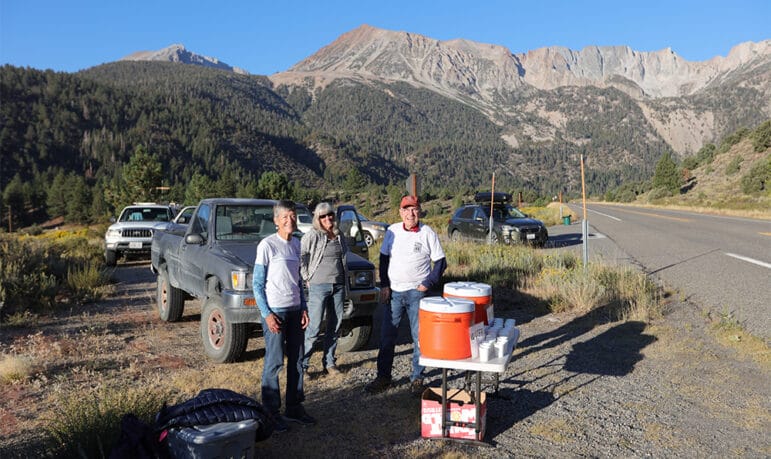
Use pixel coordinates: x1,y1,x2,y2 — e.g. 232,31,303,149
167,419,256,459
421,387,486,441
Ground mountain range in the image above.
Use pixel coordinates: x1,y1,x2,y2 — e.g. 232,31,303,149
2,25,769,200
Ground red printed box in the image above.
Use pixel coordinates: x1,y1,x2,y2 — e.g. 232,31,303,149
421,387,486,441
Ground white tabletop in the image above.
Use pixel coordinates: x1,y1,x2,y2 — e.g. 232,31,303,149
419,351,513,373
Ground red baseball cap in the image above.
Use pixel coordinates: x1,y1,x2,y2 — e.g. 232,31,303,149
400,195,419,208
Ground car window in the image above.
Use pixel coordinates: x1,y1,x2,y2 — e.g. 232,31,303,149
175,206,196,224
458,207,475,219
503,205,527,219
191,204,210,239
214,204,275,241
296,205,312,224
357,212,370,222
119,207,171,222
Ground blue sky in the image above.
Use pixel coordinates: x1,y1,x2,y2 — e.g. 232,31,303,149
1,0,769,75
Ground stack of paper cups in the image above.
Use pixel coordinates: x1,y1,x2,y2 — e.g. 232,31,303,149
478,341,493,361
494,336,509,358
470,334,480,359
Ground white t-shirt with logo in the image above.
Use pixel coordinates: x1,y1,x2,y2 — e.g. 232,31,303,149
381,223,445,292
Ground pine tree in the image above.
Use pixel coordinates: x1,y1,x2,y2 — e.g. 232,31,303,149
652,152,682,194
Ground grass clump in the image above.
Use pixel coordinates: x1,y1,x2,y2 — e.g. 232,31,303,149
66,260,112,303
0,353,34,383
443,240,661,321
44,384,172,458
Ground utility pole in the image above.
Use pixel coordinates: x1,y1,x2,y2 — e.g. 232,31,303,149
580,155,588,269
488,173,495,244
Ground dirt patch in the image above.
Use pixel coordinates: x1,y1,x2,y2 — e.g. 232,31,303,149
1,262,768,457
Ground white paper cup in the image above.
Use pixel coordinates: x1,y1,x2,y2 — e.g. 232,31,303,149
478,342,492,362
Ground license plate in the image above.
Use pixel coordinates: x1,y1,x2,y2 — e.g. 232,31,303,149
129,242,143,249
526,233,536,240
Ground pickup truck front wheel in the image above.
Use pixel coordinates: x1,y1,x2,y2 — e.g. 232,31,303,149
336,317,372,352
201,295,248,363
156,267,184,322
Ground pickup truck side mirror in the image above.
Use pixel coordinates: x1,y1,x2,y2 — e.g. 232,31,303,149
185,234,204,245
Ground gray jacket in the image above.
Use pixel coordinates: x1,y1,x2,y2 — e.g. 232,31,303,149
300,228,349,288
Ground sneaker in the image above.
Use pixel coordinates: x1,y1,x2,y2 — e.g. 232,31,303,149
410,378,425,396
325,366,342,376
284,406,316,426
365,376,392,394
271,413,289,434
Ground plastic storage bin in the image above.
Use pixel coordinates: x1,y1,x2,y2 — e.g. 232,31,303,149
419,296,475,360
167,419,257,459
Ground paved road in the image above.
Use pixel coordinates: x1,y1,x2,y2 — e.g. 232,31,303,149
547,204,771,341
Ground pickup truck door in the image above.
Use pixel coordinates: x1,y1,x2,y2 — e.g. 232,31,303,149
179,203,210,297
337,206,368,258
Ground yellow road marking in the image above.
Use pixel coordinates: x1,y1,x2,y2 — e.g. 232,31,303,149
760,232,771,237
609,207,692,222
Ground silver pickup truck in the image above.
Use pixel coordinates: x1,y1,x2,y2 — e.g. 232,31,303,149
150,198,379,363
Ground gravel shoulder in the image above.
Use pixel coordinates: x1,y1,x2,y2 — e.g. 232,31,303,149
1,260,769,458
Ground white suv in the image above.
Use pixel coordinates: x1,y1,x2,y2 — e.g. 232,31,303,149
104,203,175,266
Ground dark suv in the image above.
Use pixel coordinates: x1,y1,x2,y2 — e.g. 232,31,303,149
447,193,548,247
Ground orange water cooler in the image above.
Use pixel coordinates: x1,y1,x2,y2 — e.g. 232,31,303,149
443,282,492,325
418,297,475,360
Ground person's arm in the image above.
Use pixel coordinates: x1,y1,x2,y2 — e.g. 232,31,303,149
379,252,390,289
252,263,271,319
300,233,311,282
421,257,446,291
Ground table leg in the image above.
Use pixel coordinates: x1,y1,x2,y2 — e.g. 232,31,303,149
475,371,482,438
441,368,448,437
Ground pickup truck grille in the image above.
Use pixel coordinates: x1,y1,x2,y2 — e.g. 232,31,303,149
123,228,152,238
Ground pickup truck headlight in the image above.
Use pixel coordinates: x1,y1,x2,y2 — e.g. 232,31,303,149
350,270,374,289
231,271,249,290
105,228,122,238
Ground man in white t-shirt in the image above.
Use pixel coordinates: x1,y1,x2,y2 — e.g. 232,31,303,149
365,195,447,395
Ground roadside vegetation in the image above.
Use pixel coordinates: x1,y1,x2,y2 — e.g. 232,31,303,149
602,120,771,217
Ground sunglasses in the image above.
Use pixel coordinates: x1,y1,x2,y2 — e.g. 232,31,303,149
320,213,335,219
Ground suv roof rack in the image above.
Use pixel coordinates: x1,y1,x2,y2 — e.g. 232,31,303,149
474,192,512,204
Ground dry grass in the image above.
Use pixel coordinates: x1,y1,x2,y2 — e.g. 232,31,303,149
0,354,33,384
710,312,771,368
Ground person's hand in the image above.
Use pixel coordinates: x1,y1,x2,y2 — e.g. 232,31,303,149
301,310,310,330
380,286,391,304
417,284,428,292
266,313,282,334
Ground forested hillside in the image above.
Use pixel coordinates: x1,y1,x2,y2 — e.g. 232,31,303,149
1,60,768,230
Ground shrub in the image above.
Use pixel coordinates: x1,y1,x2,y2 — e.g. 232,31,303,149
750,120,771,152
726,156,743,175
647,186,672,202
66,260,112,303
0,353,33,383
45,384,171,458
740,154,771,194
0,231,109,318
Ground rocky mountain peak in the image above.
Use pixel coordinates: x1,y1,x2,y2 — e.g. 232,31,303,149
120,44,249,75
274,25,770,101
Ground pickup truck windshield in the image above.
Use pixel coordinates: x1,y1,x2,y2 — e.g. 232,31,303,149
215,205,276,241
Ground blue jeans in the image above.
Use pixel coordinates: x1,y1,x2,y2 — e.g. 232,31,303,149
376,289,425,382
261,308,304,415
303,283,345,370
